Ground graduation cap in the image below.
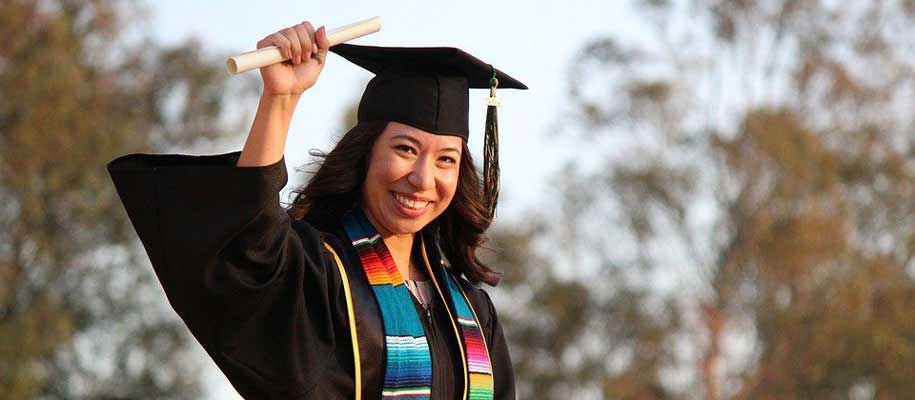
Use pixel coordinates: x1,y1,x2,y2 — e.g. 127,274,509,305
330,43,528,221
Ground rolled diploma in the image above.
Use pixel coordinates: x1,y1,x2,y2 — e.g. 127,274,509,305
226,16,382,75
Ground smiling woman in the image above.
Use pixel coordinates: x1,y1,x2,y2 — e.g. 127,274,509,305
106,20,526,400
362,123,462,274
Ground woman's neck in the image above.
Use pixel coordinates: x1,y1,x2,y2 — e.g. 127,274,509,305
382,233,417,280
358,204,424,280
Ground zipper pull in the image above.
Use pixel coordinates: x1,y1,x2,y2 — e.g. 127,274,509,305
424,306,436,336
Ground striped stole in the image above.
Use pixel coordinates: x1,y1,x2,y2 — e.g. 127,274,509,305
343,208,494,400
443,266,495,400
344,209,432,399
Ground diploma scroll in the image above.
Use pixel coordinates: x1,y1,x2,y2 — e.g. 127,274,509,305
226,16,382,75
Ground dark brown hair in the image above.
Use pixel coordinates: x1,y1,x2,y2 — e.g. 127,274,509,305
286,120,502,286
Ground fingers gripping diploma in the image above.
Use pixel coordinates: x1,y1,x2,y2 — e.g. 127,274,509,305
234,17,382,167
256,21,331,96
226,16,382,75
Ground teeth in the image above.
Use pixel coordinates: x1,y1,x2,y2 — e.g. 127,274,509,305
394,193,430,210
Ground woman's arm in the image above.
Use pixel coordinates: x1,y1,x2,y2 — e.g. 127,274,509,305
237,94,300,167
237,21,329,167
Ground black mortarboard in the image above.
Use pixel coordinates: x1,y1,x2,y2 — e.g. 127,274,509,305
330,44,527,141
330,44,527,221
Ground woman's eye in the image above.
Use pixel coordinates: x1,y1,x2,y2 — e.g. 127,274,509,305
439,156,457,164
395,144,416,155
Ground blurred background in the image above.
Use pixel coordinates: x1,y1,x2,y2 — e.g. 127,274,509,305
4,0,915,399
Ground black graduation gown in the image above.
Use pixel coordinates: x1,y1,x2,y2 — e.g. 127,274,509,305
106,151,516,400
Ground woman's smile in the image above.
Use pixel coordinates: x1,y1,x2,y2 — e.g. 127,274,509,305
390,191,432,218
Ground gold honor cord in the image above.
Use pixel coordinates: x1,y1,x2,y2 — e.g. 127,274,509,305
420,236,470,400
323,242,361,400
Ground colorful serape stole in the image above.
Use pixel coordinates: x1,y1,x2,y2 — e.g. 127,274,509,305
343,209,432,399
442,263,495,400
344,207,495,400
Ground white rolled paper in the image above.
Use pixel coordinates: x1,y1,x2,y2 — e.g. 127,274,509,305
226,16,382,75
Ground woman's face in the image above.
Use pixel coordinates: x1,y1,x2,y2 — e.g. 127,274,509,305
361,121,463,238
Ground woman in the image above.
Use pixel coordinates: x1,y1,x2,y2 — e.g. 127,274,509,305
107,21,526,399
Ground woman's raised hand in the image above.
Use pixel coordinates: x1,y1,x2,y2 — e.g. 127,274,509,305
257,21,330,96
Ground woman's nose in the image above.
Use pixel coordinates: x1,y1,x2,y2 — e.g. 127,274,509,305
407,157,436,190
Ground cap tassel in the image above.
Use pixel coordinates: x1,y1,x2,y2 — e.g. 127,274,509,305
483,67,501,222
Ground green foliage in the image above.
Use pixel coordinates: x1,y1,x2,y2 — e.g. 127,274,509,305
0,1,251,398
492,0,915,399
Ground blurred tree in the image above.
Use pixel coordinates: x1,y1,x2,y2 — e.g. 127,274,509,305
0,0,253,398
492,1,915,399
487,221,683,399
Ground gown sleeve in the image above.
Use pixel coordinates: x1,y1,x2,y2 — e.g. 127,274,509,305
482,290,517,400
107,151,345,398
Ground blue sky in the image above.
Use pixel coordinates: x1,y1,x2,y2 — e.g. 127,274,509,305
146,1,631,397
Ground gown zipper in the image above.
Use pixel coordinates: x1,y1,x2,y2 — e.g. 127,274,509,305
423,302,436,337
420,295,439,399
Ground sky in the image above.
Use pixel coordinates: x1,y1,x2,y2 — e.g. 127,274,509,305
146,0,633,397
